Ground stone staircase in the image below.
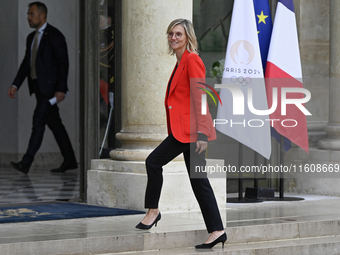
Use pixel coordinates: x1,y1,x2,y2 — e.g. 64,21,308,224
1,195,340,255
109,236,340,255
2,215,340,255
100,217,340,255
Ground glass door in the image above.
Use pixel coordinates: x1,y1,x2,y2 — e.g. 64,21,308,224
79,0,121,201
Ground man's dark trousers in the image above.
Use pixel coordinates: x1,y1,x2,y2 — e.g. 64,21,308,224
22,80,76,165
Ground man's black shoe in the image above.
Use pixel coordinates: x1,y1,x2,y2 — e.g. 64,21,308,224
11,161,31,174
50,161,78,173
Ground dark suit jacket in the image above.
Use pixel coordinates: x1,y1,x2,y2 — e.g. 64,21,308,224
13,23,69,98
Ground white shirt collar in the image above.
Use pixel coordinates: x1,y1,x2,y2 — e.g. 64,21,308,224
37,22,47,33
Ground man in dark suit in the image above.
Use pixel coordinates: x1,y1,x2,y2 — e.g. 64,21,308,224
8,2,77,174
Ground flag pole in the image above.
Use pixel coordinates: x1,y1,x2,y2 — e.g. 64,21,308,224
238,142,243,201
279,135,285,199
254,151,259,188
244,150,274,201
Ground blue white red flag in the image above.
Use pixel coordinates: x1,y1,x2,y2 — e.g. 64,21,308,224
254,0,292,151
265,0,309,153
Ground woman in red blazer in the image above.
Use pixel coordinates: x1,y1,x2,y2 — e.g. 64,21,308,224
135,19,226,249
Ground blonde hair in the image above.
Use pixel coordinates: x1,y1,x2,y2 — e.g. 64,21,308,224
166,19,198,55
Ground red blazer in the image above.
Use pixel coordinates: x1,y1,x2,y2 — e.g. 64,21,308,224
165,50,217,143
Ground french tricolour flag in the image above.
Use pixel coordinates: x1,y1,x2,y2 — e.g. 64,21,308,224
265,0,309,153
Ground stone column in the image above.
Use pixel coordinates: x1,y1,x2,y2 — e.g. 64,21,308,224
283,0,340,196
109,0,178,161
318,0,340,150
87,0,226,212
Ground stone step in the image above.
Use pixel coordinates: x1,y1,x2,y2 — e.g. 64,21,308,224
2,196,340,255
1,216,340,255
104,235,340,255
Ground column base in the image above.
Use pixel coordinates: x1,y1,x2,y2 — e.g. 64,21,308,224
87,159,226,212
284,147,340,196
110,132,183,161
318,138,340,150
318,124,340,150
110,149,184,161
110,149,153,161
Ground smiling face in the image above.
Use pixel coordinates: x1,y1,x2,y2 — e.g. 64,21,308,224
168,25,188,54
27,4,46,29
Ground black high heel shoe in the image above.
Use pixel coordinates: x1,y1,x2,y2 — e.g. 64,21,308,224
135,213,161,230
195,232,227,249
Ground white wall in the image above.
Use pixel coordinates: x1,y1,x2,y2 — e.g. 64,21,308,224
0,0,19,154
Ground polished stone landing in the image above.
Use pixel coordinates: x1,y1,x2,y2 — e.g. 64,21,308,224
0,166,79,204
1,194,340,255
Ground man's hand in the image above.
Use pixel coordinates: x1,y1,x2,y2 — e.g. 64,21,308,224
8,87,17,99
196,140,208,154
55,92,66,103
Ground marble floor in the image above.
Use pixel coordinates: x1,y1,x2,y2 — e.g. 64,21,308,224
0,166,80,205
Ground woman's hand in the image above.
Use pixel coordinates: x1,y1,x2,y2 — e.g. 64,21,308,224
196,140,207,154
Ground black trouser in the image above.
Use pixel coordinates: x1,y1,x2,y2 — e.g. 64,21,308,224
22,81,76,165
145,133,224,233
